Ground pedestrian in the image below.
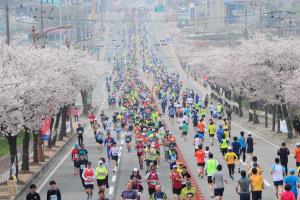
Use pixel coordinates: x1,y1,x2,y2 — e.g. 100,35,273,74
246,134,254,160
26,184,41,200
283,168,299,200
169,165,183,200
77,123,84,146
205,153,218,198
271,158,285,200
294,143,300,168
110,142,119,172
213,164,227,200
145,165,160,196
180,181,196,199
231,136,241,173
220,134,229,156
121,181,138,200
224,147,238,180
71,144,79,175
236,170,251,200
82,161,95,200
46,180,61,200
95,160,108,189
292,117,300,137
88,112,96,127
250,168,264,200
74,107,79,122
194,144,205,178
150,185,167,200
181,121,188,142
104,132,115,160
77,153,88,188
280,184,296,200
98,189,109,200
277,142,290,175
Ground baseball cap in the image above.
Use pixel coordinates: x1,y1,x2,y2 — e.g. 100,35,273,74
99,161,103,165
133,168,138,172
289,168,296,174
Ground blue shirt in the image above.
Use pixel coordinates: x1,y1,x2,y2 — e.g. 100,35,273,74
284,175,299,193
217,128,224,138
238,137,246,148
231,141,241,155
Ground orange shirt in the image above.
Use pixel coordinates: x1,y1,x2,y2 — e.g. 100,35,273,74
142,137,149,145
136,133,142,140
294,148,300,162
194,149,205,164
167,135,176,142
197,122,205,132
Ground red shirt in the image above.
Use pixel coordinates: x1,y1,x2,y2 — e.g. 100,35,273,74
71,149,78,161
194,149,205,164
280,191,296,200
136,143,144,156
88,114,96,122
197,122,205,132
170,172,182,189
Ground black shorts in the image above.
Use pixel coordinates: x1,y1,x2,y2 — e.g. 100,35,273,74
97,139,103,144
209,134,215,138
112,155,118,161
97,179,106,187
273,180,283,186
73,160,78,168
172,187,182,195
214,188,224,196
182,131,188,136
85,184,94,189
207,176,213,184
251,191,262,200
247,148,253,153
197,163,205,167
170,115,175,118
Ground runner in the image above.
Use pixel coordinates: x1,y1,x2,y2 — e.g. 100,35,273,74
249,168,264,200
194,144,205,178
238,131,247,163
71,144,79,175
213,164,227,200
145,165,160,196
235,170,251,200
82,162,95,200
283,168,299,200
169,165,183,200
224,147,238,180
271,158,285,200
77,123,84,146
277,142,290,176
121,181,138,200
207,120,216,145
135,139,144,169
104,132,115,160
205,153,218,198
46,180,61,200
77,153,88,188
109,142,119,172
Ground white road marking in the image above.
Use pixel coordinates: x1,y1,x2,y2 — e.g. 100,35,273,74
112,175,116,182
119,146,123,151
264,180,272,187
120,139,124,145
108,186,114,195
118,159,120,164
239,160,247,166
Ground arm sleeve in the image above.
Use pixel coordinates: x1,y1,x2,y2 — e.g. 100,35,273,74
82,169,86,180
58,190,62,200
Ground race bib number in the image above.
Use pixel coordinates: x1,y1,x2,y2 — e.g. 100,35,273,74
50,195,58,200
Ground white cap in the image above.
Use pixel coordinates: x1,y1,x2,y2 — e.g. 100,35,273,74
99,161,103,164
133,168,138,172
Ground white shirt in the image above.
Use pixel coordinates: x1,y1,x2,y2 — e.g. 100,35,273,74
271,164,284,181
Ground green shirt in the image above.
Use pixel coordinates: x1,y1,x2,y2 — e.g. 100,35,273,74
182,123,188,132
95,166,108,180
206,159,218,176
180,187,196,197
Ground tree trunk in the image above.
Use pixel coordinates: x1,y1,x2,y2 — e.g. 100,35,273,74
21,127,30,172
272,105,276,131
7,133,18,179
81,90,89,115
52,111,61,146
33,133,38,163
253,101,259,124
48,117,55,149
237,96,243,117
59,106,67,140
249,102,253,122
277,105,282,133
265,105,268,128
281,103,293,139
38,133,44,162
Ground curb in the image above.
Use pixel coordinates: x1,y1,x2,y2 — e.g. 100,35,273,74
13,132,78,200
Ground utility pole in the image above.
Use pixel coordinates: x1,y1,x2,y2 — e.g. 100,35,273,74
40,0,45,47
244,3,248,39
5,2,10,45
278,9,281,38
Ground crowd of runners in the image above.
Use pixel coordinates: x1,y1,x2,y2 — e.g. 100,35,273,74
25,8,300,200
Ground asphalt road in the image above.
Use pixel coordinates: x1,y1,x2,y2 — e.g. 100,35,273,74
28,2,299,200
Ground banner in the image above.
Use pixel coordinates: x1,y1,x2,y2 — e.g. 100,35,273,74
41,117,51,140
280,119,288,133
66,121,71,133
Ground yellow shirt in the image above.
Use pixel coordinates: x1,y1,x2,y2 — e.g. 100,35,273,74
250,174,263,191
224,152,238,164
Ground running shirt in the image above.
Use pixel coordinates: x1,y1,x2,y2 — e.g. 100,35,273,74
250,174,263,191
231,141,241,155
238,177,250,193
205,159,218,176
170,172,182,189
136,143,144,156
104,137,115,148
213,171,225,189
207,124,216,135
121,190,138,200
238,136,246,148
271,164,285,181
224,152,238,164
194,149,205,164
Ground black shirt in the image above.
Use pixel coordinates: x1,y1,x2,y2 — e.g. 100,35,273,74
77,127,84,135
47,189,61,200
26,192,41,200
277,147,290,162
77,159,88,172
